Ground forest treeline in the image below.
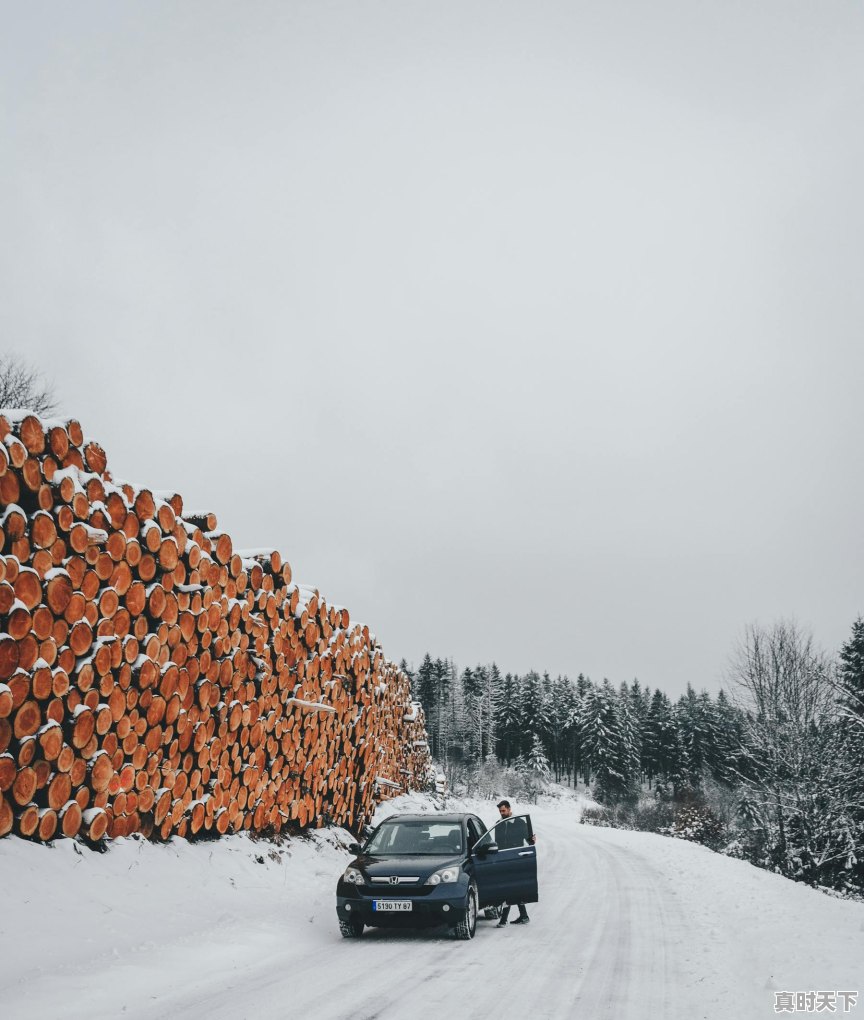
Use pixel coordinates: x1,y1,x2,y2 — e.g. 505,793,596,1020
402,618,864,897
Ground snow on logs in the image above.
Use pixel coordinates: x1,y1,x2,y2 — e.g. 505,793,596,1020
0,410,431,844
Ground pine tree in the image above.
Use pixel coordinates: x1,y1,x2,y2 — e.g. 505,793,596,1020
414,654,438,756
434,658,456,769
628,679,649,727
461,664,501,767
629,680,652,781
617,682,641,795
527,733,552,778
670,700,695,792
838,617,864,722
710,688,744,783
520,670,552,757
461,666,483,767
526,733,552,782
571,674,592,784
580,680,630,804
677,685,703,777
479,663,501,761
495,672,523,764
644,689,675,785
548,674,578,783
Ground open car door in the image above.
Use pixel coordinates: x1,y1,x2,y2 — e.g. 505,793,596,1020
472,814,538,907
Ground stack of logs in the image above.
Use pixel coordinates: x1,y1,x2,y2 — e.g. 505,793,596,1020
0,410,431,844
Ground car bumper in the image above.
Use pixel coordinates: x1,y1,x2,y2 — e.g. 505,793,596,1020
336,890,468,928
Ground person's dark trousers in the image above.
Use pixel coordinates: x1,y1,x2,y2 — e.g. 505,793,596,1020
497,903,530,926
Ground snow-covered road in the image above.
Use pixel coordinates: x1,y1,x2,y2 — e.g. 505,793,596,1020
2,795,862,1020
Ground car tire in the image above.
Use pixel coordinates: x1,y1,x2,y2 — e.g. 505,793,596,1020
453,885,477,940
339,917,364,938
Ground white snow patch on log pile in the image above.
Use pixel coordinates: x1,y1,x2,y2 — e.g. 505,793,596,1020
288,698,336,714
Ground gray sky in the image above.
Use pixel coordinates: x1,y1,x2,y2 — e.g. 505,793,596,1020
2,1,863,698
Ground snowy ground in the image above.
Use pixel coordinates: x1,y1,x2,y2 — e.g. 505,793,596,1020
2,792,862,1020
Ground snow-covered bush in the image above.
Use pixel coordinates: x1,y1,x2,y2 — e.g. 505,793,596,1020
720,838,750,860
661,803,727,849
630,799,676,833
581,796,676,833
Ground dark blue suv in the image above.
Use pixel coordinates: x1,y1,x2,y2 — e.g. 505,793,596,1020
335,811,538,940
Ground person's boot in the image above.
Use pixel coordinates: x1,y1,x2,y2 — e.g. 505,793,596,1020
496,917,508,928
512,912,530,924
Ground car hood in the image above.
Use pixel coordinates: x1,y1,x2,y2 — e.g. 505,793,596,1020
352,853,463,881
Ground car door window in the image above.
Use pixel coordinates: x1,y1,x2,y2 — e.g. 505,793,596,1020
475,814,533,852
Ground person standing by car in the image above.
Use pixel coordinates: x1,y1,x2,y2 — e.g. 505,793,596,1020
495,799,536,927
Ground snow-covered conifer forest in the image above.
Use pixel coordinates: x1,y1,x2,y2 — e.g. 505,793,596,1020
407,618,864,897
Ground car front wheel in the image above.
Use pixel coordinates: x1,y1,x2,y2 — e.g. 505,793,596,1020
339,917,364,938
453,886,477,940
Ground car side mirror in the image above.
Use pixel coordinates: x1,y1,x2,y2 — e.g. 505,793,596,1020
476,842,499,856
348,842,363,854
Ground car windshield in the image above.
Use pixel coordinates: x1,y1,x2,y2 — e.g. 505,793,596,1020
365,820,463,856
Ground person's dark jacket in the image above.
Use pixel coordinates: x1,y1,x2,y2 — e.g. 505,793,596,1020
496,815,530,850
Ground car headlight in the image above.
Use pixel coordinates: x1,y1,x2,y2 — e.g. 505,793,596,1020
425,866,460,886
343,867,365,884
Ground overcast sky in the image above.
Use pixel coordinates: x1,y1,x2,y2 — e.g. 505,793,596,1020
2,1,863,698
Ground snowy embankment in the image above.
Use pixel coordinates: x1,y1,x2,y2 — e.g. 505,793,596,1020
1,792,862,1020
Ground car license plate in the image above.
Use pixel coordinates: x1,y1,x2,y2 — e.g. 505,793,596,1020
372,900,413,912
